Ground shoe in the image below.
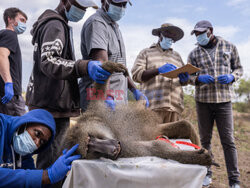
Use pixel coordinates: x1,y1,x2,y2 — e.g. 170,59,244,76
202,175,212,186
229,183,240,188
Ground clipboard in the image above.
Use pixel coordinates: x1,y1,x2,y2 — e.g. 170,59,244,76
161,64,200,78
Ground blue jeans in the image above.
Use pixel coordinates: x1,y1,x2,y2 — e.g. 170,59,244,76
196,101,240,185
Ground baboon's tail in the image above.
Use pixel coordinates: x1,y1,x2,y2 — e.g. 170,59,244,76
93,61,129,99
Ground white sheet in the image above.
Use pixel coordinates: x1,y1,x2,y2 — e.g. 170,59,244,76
63,156,206,188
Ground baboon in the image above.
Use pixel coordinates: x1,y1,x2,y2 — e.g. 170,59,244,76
61,61,213,166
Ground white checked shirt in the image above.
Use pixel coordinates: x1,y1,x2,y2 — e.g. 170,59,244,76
188,37,243,103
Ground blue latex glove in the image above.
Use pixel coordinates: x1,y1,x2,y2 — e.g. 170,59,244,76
178,72,190,83
198,75,215,84
48,144,81,184
158,63,177,74
1,82,14,104
131,88,149,108
217,74,234,84
105,96,116,111
88,61,111,84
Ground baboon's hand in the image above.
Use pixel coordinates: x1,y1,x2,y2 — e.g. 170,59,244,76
197,148,205,154
195,148,213,166
207,149,220,167
101,61,129,76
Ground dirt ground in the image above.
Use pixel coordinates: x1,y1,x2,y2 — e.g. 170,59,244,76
183,109,250,188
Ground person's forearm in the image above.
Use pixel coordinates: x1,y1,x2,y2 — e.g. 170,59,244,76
141,69,159,82
0,168,43,187
42,170,51,185
89,49,108,62
128,76,137,91
0,52,12,83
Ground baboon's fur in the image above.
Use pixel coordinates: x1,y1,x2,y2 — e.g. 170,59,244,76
61,61,213,166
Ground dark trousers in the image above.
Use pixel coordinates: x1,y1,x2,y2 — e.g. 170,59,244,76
196,101,240,185
0,95,25,116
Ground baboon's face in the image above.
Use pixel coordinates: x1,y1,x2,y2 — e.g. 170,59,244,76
87,135,121,159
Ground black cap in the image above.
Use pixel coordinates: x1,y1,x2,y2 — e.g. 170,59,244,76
191,20,213,35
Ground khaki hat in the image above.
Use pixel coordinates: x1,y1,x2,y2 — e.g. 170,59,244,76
152,23,184,42
76,0,98,9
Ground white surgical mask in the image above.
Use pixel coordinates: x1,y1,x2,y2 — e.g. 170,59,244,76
160,35,173,50
196,30,211,46
107,3,126,22
13,130,38,156
65,4,86,22
13,21,26,35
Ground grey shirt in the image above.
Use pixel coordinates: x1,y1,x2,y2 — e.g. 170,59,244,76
79,9,127,110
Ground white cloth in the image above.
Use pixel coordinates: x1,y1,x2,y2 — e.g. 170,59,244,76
63,156,206,188
171,139,199,150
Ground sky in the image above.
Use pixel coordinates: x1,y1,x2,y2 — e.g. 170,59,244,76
0,0,250,91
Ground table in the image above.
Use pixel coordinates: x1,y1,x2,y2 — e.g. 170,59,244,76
63,156,206,188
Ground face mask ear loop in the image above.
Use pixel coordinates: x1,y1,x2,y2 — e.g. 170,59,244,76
64,0,72,14
208,29,213,39
10,145,16,170
16,123,28,135
207,28,211,35
160,33,164,42
103,0,109,12
11,123,28,169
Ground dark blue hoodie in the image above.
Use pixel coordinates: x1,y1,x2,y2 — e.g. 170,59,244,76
0,109,56,188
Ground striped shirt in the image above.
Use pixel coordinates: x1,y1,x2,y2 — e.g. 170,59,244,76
188,37,243,103
132,44,185,114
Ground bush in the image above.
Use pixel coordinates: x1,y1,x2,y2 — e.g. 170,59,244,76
233,102,250,113
184,94,196,109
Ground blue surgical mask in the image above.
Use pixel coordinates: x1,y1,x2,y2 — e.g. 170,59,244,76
160,36,173,50
107,3,126,22
13,130,38,156
196,31,211,46
14,21,26,35
65,4,86,22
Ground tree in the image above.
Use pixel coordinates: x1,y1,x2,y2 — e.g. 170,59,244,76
233,78,250,113
235,78,250,103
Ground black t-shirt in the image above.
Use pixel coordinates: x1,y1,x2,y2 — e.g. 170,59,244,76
0,29,22,96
